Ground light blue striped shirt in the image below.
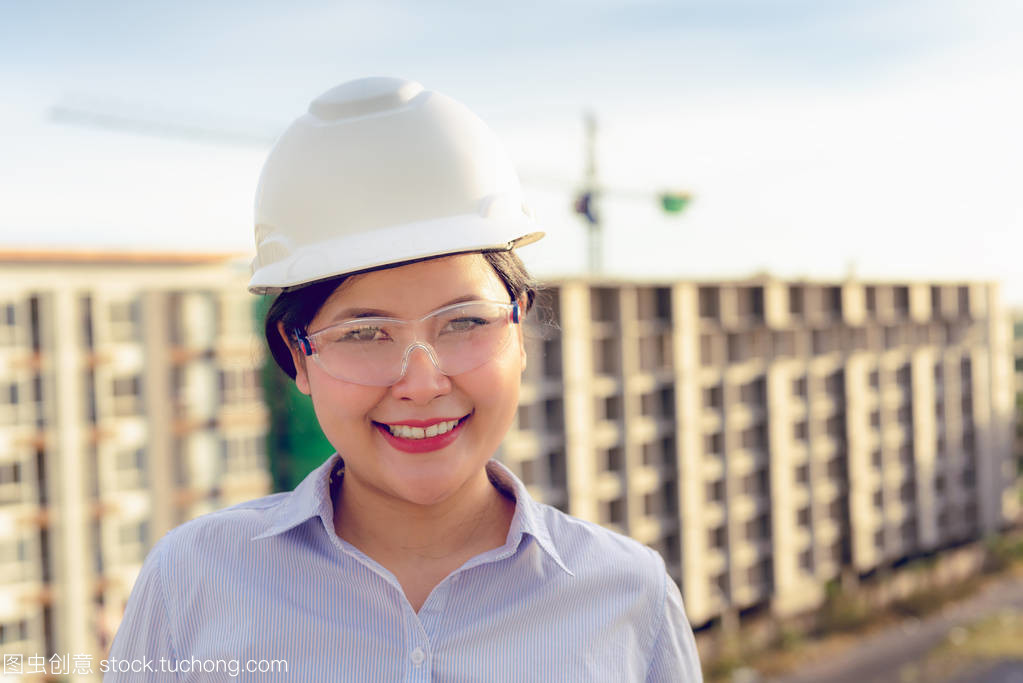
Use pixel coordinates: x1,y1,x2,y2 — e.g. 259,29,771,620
106,454,702,681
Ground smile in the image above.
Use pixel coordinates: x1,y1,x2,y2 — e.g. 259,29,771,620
372,414,472,453
384,418,460,439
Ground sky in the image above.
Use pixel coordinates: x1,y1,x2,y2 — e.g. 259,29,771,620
2,0,1022,304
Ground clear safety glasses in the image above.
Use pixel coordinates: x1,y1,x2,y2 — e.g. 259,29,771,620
293,300,520,387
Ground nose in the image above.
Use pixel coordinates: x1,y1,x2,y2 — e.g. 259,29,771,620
391,343,451,403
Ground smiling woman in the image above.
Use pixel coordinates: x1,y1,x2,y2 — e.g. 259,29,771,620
106,77,703,682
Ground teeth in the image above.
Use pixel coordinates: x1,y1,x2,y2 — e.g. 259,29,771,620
386,419,460,439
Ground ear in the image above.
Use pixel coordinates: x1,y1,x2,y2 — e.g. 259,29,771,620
278,321,311,395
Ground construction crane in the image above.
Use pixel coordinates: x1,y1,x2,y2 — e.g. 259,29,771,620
571,111,692,273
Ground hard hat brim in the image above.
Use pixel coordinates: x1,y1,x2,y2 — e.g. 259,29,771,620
248,214,543,295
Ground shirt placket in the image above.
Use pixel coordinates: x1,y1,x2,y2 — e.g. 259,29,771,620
402,570,460,682
401,601,432,682
403,624,431,683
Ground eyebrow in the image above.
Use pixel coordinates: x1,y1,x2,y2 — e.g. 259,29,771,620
327,295,482,322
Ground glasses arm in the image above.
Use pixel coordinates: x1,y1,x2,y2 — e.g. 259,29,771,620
291,328,313,356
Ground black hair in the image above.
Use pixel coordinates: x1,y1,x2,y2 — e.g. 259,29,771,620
264,250,539,380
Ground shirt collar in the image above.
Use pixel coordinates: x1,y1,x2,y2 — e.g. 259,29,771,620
251,453,341,541
485,460,574,577
252,454,574,577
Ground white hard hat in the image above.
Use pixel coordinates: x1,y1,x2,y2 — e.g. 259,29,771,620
248,77,544,294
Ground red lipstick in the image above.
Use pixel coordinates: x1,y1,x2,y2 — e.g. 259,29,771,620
373,415,469,453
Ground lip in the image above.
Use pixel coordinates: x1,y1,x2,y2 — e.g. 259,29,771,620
373,414,470,453
379,417,465,428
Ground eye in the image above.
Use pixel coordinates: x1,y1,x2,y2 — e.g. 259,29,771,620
442,316,490,333
332,325,391,343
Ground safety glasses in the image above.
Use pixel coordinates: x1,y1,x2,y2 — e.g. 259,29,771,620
293,300,520,386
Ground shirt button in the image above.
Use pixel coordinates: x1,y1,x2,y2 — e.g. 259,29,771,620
410,648,426,666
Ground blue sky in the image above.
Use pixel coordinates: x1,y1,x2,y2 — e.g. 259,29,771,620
2,0,1022,303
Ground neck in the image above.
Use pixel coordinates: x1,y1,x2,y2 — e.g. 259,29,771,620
333,465,514,566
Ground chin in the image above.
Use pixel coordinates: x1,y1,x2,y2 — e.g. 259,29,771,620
395,451,489,503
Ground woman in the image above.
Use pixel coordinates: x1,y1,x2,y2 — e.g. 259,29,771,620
107,77,702,681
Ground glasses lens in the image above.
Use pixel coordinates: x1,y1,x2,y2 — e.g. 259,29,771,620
308,301,513,386
312,319,408,385
430,302,513,375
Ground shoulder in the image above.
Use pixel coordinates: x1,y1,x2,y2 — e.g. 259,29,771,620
490,459,665,586
155,491,293,558
143,455,340,579
530,505,703,680
521,502,689,673
533,501,667,588
128,490,311,619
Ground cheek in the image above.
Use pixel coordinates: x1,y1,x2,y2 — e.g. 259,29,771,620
306,371,387,437
468,347,522,416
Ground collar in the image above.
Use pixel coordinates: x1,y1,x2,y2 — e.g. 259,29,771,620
251,453,574,577
250,452,341,541
484,459,574,577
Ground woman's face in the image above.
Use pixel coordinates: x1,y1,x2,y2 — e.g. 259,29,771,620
286,254,526,507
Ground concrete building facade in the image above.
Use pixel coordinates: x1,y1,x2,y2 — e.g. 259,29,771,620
501,276,1018,627
2,253,1017,675
0,251,270,673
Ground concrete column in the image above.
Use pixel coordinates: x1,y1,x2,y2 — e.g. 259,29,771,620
766,361,798,612
672,282,709,623
764,279,789,329
985,285,1018,524
911,348,938,549
969,343,998,533
51,288,91,661
842,281,866,327
846,353,876,569
561,283,597,522
909,283,932,323
142,291,176,539
619,286,639,536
